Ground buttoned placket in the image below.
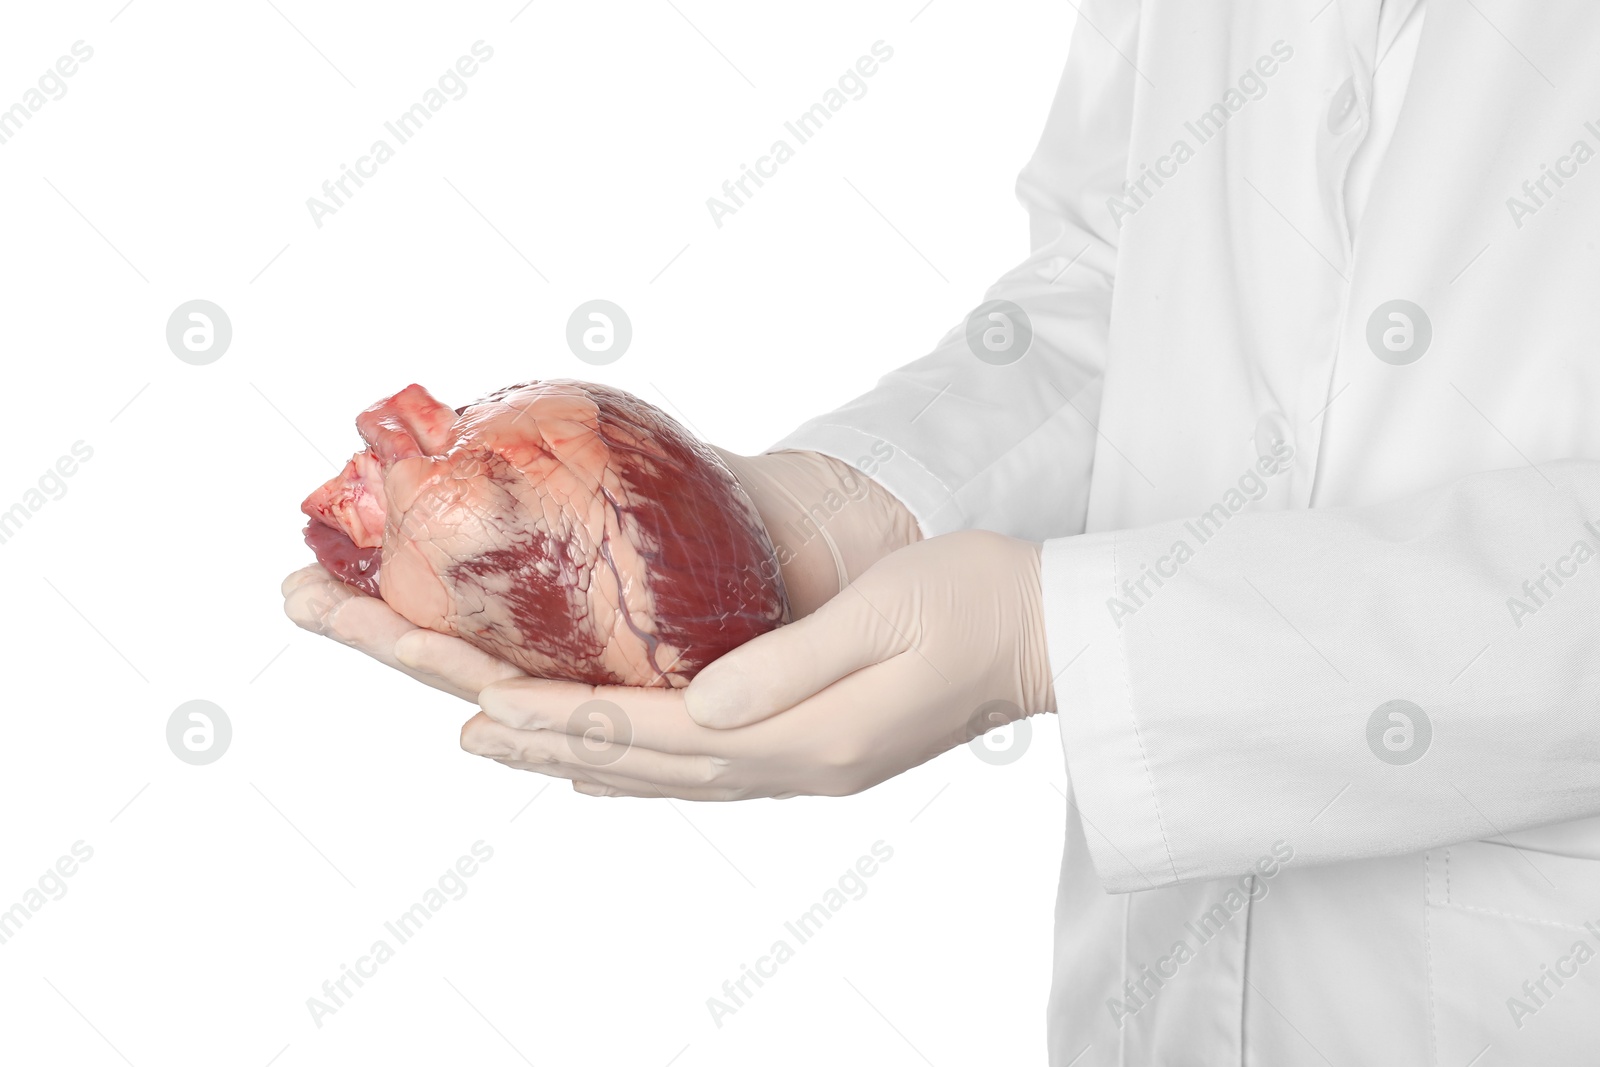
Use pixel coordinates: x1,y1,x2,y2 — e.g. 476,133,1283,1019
1281,0,1389,509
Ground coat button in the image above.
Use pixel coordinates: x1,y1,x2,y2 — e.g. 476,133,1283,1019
1254,412,1293,462
1327,77,1359,134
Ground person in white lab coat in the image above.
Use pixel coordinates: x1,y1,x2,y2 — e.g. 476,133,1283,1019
286,0,1600,1062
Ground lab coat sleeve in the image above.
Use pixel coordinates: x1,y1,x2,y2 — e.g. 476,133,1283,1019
1046,459,1600,893
766,0,1138,543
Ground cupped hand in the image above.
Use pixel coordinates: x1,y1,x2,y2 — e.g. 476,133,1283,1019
447,530,1055,798
281,448,916,698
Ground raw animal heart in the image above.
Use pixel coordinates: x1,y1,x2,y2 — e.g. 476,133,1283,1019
301,380,788,688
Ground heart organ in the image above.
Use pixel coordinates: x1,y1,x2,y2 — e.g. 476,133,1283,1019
300,380,788,687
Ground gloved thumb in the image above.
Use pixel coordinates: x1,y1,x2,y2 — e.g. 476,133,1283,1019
683,585,905,728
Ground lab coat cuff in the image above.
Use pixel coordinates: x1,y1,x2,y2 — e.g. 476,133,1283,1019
765,422,966,538
1042,532,1181,894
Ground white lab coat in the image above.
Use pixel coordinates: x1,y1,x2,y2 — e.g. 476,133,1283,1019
773,0,1600,1062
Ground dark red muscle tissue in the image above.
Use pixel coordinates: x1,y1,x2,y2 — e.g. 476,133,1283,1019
300,380,789,688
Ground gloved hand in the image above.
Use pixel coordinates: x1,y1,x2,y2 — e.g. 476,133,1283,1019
710,448,923,619
281,564,525,702
282,448,920,697
451,530,1056,798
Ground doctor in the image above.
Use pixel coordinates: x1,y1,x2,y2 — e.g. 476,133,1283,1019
286,0,1600,1062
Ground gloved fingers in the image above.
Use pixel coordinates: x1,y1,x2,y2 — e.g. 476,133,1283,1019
281,563,333,598
570,779,742,801
284,568,490,702
477,678,729,757
683,583,907,728
490,756,597,783
722,653,961,796
283,567,359,635
493,760,737,800
394,629,525,700
476,667,901,780
460,712,731,790
284,573,413,654
478,677,630,730
498,755,743,799
492,757,629,789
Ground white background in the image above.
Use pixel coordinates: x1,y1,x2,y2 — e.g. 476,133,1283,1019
0,2,1080,1064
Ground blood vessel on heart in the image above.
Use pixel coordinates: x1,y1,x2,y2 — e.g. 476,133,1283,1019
300,380,789,688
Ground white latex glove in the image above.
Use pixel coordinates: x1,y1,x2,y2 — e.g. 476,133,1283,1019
281,564,525,702
281,449,919,699
451,530,1055,799
711,448,922,619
